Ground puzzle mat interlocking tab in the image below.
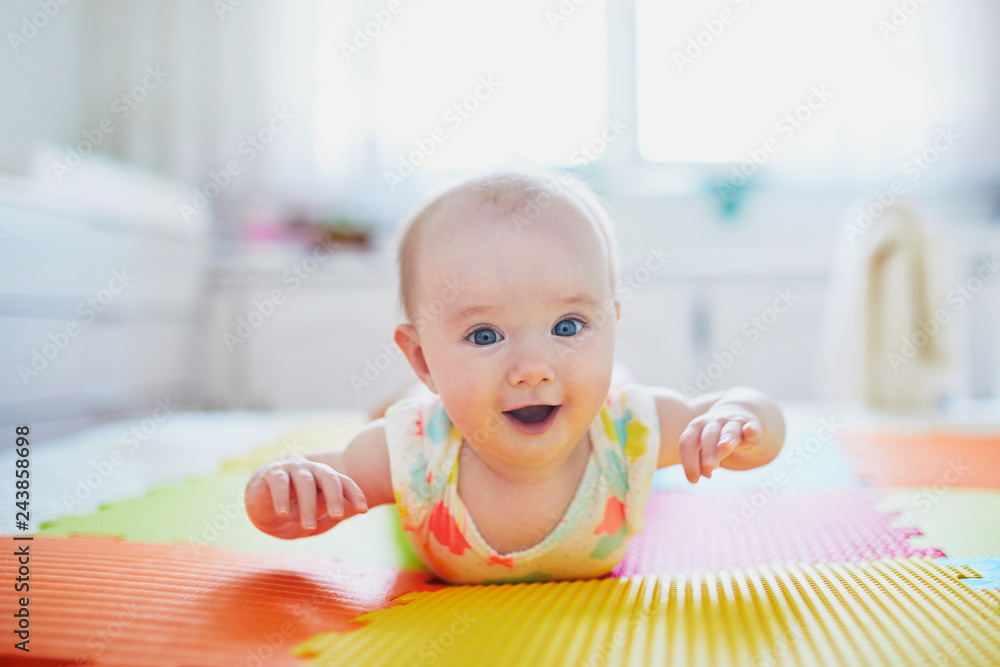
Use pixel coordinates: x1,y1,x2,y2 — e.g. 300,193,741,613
874,487,1000,558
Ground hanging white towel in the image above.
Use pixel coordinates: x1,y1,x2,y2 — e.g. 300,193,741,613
816,199,954,411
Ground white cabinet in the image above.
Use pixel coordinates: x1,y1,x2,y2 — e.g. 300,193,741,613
205,244,835,409
204,228,997,410
204,244,413,412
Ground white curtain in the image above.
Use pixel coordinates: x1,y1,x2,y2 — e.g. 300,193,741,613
68,0,328,232
51,0,613,232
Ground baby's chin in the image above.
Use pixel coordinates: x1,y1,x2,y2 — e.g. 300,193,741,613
475,419,593,468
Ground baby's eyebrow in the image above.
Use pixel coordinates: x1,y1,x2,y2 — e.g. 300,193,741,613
448,294,600,322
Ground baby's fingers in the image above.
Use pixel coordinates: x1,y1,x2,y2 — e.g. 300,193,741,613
313,470,368,520
718,420,743,447
678,423,703,483
263,468,292,516
714,420,743,463
742,421,763,444
339,475,369,513
699,421,722,476
314,472,344,518
289,468,319,530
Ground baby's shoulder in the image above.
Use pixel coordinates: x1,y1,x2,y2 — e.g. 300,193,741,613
605,382,661,426
383,394,460,524
595,382,662,472
384,393,457,445
384,395,460,473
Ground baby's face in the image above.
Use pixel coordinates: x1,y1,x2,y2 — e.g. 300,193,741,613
396,195,618,469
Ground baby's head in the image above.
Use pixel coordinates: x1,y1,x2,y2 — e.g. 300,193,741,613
391,171,623,468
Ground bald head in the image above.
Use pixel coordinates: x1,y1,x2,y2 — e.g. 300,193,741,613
393,171,621,326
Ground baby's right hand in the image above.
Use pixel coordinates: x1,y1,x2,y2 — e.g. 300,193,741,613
246,454,368,535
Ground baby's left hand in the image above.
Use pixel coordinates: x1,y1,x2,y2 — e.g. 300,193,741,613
678,406,763,483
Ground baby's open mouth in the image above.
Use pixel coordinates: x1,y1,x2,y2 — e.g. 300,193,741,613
503,405,558,424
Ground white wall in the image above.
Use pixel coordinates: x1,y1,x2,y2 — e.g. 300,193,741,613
0,1,89,174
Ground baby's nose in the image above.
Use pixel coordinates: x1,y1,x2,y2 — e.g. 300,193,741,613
507,347,556,386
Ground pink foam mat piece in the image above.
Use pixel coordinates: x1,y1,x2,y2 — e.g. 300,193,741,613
612,487,944,577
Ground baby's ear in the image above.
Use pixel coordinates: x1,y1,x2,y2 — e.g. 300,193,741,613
393,323,418,350
393,324,437,393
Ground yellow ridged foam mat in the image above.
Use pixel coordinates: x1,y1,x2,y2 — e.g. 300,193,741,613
875,487,1000,558
293,556,1000,667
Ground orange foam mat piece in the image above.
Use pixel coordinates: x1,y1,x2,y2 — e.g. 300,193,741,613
296,557,1000,667
838,431,1000,488
0,534,443,666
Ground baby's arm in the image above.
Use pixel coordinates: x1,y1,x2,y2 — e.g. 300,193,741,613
650,386,786,483
244,419,395,539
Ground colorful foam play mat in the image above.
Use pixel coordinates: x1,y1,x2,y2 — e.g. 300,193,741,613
2,409,998,665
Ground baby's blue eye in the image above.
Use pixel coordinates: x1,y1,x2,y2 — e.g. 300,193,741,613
468,327,503,346
553,318,585,337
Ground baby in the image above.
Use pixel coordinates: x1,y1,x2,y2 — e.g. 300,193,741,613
244,170,786,585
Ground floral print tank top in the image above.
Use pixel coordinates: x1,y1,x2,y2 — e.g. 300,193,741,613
383,383,660,584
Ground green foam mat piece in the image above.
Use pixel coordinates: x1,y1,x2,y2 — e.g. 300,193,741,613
875,487,1000,558
38,469,427,572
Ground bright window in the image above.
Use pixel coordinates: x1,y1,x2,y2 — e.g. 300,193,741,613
315,0,607,174
635,0,951,175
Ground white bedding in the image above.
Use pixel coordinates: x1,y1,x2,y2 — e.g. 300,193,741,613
1,409,354,531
